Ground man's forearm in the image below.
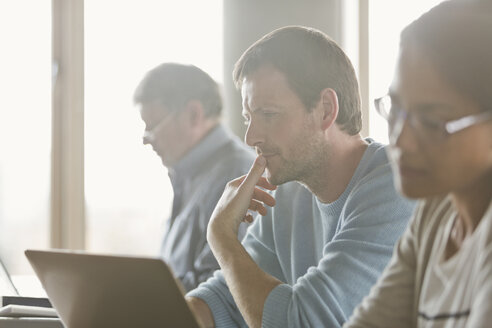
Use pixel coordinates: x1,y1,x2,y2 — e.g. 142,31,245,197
186,296,215,328
205,156,281,327
208,225,282,328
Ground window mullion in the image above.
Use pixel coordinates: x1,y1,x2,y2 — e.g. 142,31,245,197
51,0,85,250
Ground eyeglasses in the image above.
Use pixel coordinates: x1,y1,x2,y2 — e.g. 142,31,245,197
142,110,177,144
374,95,492,142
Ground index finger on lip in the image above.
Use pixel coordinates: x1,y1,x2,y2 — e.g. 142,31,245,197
240,156,267,191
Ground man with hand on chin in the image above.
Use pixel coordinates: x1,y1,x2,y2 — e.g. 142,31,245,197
186,26,414,328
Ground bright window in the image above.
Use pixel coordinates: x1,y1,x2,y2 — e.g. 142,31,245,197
368,0,446,143
0,0,51,274
84,0,223,255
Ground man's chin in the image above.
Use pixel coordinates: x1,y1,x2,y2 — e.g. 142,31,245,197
265,168,286,186
159,155,172,168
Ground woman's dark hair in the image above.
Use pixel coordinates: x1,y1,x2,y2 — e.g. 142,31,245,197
401,0,492,111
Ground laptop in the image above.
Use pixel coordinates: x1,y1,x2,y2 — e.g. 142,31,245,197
25,249,202,328
0,258,18,297
1,257,54,313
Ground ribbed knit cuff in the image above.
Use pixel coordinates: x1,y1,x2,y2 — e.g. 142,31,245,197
262,284,291,328
187,287,237,327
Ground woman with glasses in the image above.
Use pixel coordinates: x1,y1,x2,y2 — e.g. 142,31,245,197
344,0,492,327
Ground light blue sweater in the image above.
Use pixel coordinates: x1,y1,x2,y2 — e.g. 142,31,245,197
187,140,415,327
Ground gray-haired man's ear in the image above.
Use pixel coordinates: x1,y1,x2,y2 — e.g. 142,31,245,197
185,100,206,128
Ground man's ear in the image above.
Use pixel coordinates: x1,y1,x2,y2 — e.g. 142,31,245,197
184,100,205,127
319,88,339,131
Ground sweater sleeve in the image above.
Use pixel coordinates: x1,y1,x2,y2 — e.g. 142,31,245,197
186,207,283,327
261,166,415,328
343,202,424,328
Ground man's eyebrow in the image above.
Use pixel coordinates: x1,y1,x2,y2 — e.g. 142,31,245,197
242,104,283,119
252,105,284,113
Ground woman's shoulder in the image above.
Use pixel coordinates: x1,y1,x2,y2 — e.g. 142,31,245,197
418,195,454,218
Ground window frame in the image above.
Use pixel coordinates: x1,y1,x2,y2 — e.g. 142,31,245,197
51,0,85,249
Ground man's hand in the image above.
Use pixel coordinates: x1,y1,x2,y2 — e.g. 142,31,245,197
204,156,282,328
208,155,277,239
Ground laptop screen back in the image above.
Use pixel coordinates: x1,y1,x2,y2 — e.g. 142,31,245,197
0,258,18,296
25,250,201,328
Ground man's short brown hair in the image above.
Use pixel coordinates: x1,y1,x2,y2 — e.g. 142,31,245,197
233,26,362,135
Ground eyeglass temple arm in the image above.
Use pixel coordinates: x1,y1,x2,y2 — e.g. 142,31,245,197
445,111,492,134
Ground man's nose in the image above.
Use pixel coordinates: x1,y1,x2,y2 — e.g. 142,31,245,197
244,120,264,147
142,132,152,145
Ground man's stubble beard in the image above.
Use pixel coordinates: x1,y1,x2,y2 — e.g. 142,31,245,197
266,130,327,187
